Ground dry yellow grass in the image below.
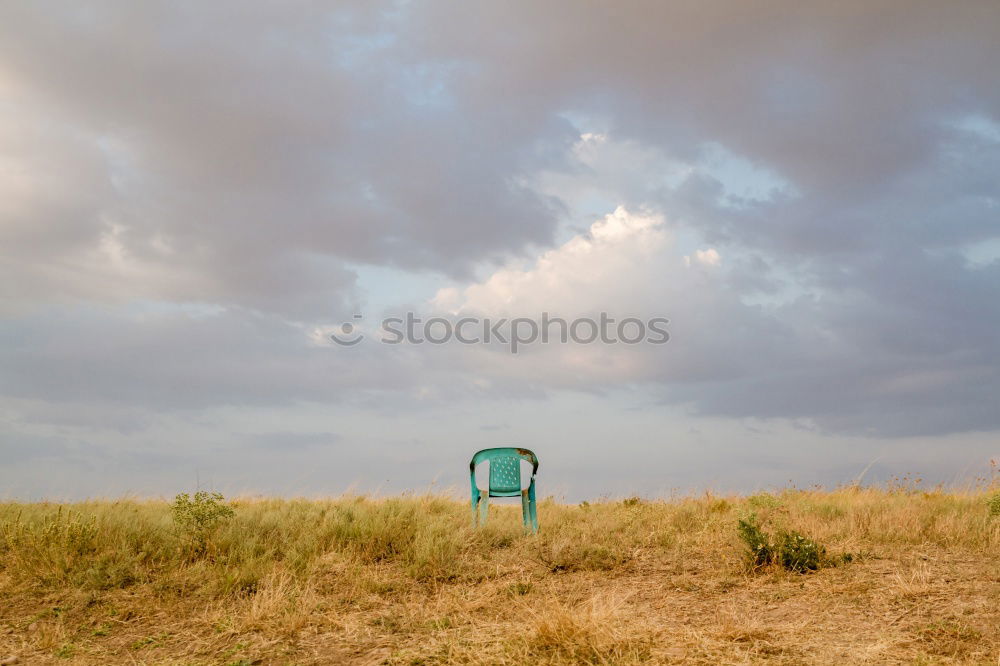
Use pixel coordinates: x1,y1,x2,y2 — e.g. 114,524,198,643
1,486,998,664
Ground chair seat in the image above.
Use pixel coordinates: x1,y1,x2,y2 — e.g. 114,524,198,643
488,489,523,497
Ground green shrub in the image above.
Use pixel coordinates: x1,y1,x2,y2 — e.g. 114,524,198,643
988,493,1000,517
737,513,842,573
736,513,774,568
777,530,825,572
171,491,234,553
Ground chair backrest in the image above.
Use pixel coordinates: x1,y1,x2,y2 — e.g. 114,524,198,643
470,447,539,494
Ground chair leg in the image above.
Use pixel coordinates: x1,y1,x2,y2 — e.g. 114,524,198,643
528,481,538,533
520,490,530,531
477,493,489,526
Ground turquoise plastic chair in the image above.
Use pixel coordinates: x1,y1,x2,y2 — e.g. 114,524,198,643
470,447,539,533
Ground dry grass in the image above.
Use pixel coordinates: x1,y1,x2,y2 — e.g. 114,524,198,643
1,487,998,664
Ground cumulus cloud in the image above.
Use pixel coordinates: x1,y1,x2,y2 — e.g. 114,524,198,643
420,207,786,394
433,207,668,316
422,200,1000,436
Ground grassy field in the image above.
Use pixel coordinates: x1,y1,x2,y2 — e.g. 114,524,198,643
1,486,998,665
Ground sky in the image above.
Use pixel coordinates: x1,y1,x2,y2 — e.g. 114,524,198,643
1,1,999,500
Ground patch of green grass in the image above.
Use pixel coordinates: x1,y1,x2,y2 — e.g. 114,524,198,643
130,632,168,650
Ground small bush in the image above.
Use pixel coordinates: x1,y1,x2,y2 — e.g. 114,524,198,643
736,513,774,568
988,493,1000,517
171,491,234,553
737,513,841,573
777,530,826,572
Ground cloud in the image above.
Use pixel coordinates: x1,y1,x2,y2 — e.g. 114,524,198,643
685,248,721,268
433,207,668,316
0,305,426,413
423,207,786,391
1,1,999,497
421,203,1000,436
0,2,569,316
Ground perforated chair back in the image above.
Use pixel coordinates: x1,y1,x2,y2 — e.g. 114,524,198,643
489,454,522,494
